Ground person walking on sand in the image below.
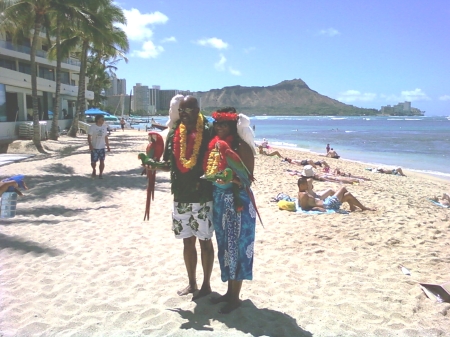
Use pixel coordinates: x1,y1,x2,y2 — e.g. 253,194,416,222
159,95,215,300
326,143,330,153
88,115,110,179
297,176,374,212
120,117,126,132
205,107,257,314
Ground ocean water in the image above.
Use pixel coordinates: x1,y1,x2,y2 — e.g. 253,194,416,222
251,116,450,179
136,115,450,179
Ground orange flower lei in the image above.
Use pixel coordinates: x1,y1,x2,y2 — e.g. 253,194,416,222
177,113,204,170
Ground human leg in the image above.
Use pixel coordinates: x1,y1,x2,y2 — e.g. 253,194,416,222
396,167,406,176
318,188,335,200
441,193,450,206
220,280,243,314
177,236,198,296
267,151,282,157
341,191,374,211
192,238,214,300
99,160,105,178
98,149,106,178
90,151,98,177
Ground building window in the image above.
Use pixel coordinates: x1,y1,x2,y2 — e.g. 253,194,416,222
60,71,70,85
18,62,31,75
0,57,16,71
41,44,48,52
39,66,54,81
71,79,76,86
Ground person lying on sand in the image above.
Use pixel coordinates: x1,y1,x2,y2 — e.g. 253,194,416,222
258,145,282,158
367,167,406,176
293,165,370,184
431,193,450,207
283,158,330,170
334,168,371,181
297,176,375,212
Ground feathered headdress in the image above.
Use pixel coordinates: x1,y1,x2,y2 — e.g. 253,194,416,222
212,110,256,156
237,113,256,156
166,94,184,129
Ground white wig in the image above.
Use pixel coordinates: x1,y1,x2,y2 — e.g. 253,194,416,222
237,113,256,156
166,94,184,129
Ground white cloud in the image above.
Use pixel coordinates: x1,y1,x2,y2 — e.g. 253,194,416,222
399,88,430,101
197,37,228,50
229,67,241,76
439,95,450,101
337,90,376,102
132,41,164,58
214,54,226,71
118,8,168,59
120,8,168,41
380,88,431,102
161,36,176,43
319,28,340,37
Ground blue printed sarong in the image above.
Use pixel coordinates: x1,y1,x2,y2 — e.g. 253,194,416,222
213,183,256,281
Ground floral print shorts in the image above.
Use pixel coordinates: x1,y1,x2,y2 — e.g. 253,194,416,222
172,201,214,240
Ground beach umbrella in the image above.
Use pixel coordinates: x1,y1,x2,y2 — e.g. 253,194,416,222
84,108,111,115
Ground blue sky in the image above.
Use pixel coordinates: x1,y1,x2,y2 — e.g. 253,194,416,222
114,0,450,116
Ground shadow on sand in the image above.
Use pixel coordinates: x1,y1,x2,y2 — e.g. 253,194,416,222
169,296,312,337
0,233,63,256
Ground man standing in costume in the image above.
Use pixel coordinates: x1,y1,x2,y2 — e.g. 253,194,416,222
163,95,214,300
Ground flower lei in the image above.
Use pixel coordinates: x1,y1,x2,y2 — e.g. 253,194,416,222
203,135,234,175
211,111,239,122
173,114,204,173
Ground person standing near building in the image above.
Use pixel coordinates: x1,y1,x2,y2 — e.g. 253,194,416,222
88,115,110,179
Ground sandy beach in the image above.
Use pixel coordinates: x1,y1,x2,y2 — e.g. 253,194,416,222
1,130,449,337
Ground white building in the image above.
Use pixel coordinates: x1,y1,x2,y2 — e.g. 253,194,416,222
0,30,94,148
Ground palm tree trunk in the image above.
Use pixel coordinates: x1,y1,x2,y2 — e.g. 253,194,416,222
68,39,88,137
49,16,62,141
31,16,45,153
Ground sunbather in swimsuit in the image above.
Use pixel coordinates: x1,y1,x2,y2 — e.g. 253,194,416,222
322,196,342,210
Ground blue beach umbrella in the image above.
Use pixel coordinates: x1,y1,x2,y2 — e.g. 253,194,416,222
84,108,111,116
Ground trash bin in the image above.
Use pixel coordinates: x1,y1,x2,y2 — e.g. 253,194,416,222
0,192,18,218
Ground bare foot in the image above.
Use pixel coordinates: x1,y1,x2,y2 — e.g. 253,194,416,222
177,285,197,296
361,206,376,211
219,299,242,314
98,175,103,179
91,170,96,178
210,293,230,304
192,285,212,301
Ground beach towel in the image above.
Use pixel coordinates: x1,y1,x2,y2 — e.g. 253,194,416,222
429,199,449,208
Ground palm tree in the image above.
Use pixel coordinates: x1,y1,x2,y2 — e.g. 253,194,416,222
0,0,90,148
67,0,128,137
0,0,53,152
86,49,128,109
46,0,88,140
